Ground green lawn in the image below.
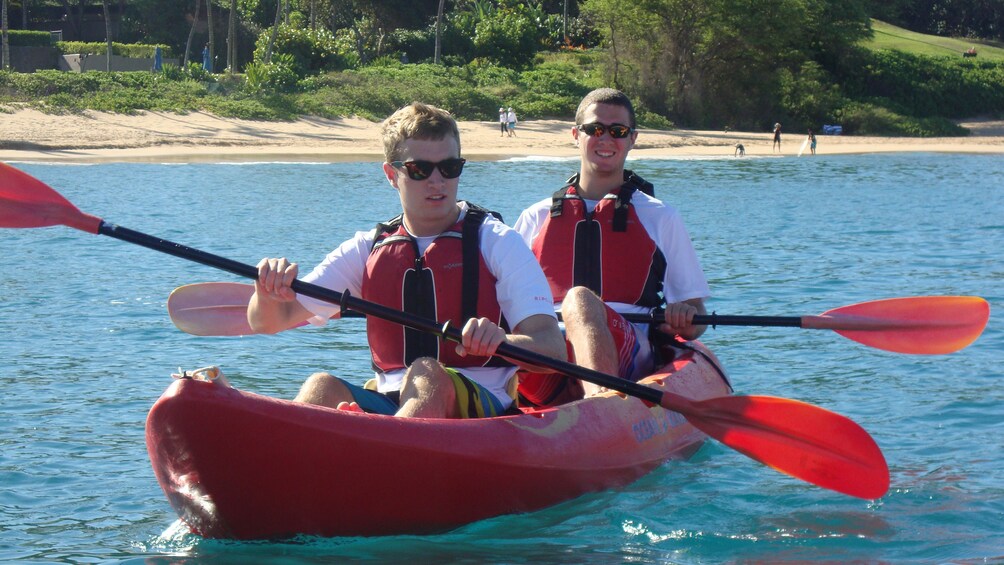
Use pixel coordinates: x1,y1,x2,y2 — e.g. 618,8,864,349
863,19,1004,61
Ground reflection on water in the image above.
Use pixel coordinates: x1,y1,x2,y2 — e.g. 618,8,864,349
2,154,1003,563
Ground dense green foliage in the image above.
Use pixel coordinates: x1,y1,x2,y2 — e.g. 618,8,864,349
2,1,1003,136
6,30,53,47
251,26,349,78
56,41,172,58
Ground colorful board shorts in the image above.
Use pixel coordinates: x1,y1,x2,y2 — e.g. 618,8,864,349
517,303,653,408
344,367,510,418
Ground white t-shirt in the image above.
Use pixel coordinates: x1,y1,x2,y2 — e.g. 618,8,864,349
513,189,710,316
298,202,556,405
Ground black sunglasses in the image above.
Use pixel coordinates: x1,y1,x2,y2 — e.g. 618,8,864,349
391,158,466,180
577,122,635,139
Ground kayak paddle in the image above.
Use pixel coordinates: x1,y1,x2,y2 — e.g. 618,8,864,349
0,162,890,499
167,281,988,354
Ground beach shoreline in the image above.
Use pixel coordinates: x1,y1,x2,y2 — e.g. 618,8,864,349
1,108,1003,163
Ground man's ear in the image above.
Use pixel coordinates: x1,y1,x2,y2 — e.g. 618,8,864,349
382,162,399,188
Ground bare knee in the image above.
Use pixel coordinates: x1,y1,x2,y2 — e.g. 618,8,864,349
400,358,451,393
561,287,607,334
295,372,353,408
398,358,457,418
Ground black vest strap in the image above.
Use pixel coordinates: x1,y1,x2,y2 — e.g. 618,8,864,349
611,184,636,232
549,174,578,218
549,170,653,232
460,204,489,322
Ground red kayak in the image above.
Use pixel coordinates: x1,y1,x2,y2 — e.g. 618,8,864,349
146,341,731,539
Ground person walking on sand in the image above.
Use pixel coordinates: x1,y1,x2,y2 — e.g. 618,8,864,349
248,102,565,419
507,107,518,137
499,107,507,137
808,128,817,156
773,122,782,152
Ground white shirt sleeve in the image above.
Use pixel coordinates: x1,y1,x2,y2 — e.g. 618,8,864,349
633,195,711,304
513,197,551,249
296,229,374,324
479,214,557,328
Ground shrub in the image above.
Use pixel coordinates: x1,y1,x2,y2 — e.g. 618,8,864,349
839,50,1004,119
472,8,540,69
836,101,966,136
778,62,847,129
244,54,300,94
56,41,171,58
7,30,53,47
253,25,351,79
636,111,675,130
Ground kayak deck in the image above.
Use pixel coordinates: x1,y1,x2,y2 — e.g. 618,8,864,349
145,341,731,539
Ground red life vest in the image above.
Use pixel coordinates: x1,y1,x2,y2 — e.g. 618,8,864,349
532,171,665,307
362,205,509,372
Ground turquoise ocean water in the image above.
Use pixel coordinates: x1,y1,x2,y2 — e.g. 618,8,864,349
1,153,1001,563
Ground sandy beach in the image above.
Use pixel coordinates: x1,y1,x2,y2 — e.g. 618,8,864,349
1,108,1003,163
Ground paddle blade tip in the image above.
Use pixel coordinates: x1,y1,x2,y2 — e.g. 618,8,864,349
828,295,991,354
0,163,102,233
686,395,891,499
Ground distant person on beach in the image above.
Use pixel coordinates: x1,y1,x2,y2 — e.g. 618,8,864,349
499,107,507,137
513,88,710,407
773,122,782,152
735,143,745,157
247,102,564,419
808,129,817,155
506,107,518,137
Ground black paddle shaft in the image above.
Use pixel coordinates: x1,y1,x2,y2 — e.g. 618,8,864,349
96,221,666,404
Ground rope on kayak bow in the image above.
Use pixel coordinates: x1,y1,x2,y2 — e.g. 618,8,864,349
172,365,223,381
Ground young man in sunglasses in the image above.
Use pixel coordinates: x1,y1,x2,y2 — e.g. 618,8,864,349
513,88,711,407
248,102,565,418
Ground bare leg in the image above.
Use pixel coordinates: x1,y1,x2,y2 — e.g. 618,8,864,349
294,372,355,408
561,287,619,396
396,358,458,418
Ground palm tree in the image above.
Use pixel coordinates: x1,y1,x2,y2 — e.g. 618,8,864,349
102,0,112,71
206,0,215,72
563,0,568,43
434,0,445,64
1,0,9,71
263,0,283,64
184,0,202,67
227,0,236,72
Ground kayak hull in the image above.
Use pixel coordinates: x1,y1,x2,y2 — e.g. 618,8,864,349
145,342,731,539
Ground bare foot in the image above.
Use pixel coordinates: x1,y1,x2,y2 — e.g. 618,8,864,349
336,401,364,413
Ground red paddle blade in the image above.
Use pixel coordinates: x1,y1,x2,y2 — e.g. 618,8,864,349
0,163,102,233
821,296,990,355
666,394,889,499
